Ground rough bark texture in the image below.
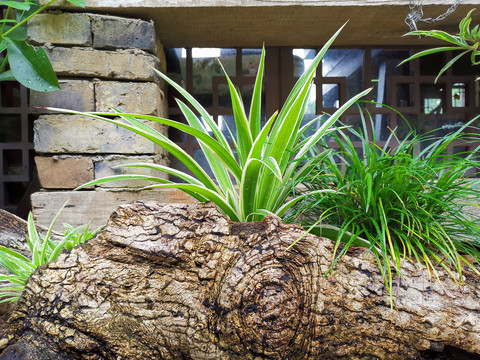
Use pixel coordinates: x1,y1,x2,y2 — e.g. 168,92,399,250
1,201,480,359
0,209,56,268
0,209,32,262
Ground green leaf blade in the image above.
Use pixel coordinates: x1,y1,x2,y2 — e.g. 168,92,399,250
248,45,265,139
0,1,33,10
0,70,16,82
6,38,60,92
65,0,86,7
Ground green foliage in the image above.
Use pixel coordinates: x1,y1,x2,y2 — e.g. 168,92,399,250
285,107,480,304
0,0,85,91
48,25,371,222
400,9,480,83
0,203,101,302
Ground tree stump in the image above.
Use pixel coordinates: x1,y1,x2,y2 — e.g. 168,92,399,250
1,201,480,359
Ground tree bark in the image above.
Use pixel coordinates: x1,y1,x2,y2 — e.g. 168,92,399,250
0,209,32,262
0,209,55,267
0,201,480,359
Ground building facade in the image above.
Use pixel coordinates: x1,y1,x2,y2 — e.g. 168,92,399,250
1,0,479,228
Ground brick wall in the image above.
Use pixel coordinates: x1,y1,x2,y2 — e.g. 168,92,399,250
28,12,194,230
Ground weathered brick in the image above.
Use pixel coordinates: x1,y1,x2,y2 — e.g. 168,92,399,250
35,156,94,189
95,81,165,116
94,154,169,188
34,115,158,154
46,47,160,81
31,189,196,230
27,12,91,46
30,80,94,112
90,14,155,52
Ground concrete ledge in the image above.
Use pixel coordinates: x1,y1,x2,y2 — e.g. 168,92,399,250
37,1,480,48
39,0,471,8
31,189,197,230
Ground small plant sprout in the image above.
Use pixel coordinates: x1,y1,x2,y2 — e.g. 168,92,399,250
0,202,101,302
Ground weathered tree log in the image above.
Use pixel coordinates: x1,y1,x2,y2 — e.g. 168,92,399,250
1,201,480,359
0,209,32,262
0,209,57,267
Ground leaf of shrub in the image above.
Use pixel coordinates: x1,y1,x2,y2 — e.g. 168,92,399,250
5,38,60,92
3,25,27,41
0,1,33,11
0,70,16,82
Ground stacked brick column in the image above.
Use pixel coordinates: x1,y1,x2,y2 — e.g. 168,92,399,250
28,12,192,230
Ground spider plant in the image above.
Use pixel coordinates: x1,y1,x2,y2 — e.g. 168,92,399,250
285,107,480,304
400,9,480,83
0,203,101,302
46,25,371,222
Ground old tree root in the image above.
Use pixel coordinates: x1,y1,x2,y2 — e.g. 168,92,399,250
1,202,480,359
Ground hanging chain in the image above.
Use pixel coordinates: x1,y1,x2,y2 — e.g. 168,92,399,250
405,0,460,31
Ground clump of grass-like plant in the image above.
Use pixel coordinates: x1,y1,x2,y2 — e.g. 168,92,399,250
285,108,480,303
0,203,101,302
45,25,371,222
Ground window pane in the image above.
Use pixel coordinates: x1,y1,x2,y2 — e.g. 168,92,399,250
218,83,232,108
0,82,21,107
421,84,444,114
371,49,411,105
242,49,262,76
192,48,236,106
371,113,391,141
322,84,339,108
305,84,316,115
293,49,316,77
0,114,22,142
3,149,23,175
452,83,466,108
4,182,28,209
218,115,236,142
397,83,414,107
322,49,363,100
240,83,265,116
419,51,444,77
452,51,480,76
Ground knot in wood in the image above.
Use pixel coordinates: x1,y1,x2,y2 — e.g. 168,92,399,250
210,221,322,358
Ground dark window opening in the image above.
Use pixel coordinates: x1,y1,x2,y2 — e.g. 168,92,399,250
0,82,38,218
165,46,480,177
